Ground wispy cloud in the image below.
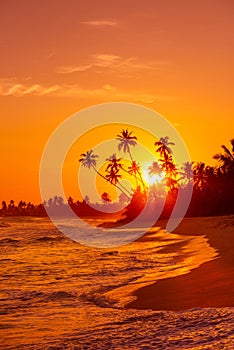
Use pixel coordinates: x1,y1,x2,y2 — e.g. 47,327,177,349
81,20,117,27
0,80,176,103
56,65,92,74
92,54,121,68
56,54,169,74
0,82,60,96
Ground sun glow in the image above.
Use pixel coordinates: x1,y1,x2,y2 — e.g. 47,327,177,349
142,163,166,187
146,173,165,186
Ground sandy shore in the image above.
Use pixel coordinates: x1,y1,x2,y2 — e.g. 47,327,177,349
126,215,234,311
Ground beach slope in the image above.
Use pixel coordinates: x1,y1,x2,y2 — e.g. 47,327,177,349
127,216,234,311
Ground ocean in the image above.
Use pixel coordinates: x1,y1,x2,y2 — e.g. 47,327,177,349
0,217,233,349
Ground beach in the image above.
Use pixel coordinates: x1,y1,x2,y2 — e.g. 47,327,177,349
127,216,234,311
0,215,233,349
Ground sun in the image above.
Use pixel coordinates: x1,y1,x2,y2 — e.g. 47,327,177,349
142,162,166,187
146,173,165,185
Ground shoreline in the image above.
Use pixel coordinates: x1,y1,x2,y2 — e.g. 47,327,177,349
126,215,234,311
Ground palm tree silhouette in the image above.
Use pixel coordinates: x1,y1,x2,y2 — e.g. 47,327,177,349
148,161,163,178
116,129,137,161
105,154,132,195
67,196,74,206
193,162,207,191
116,129,146,192
105,168,122,185
1,201,7,215
79,150,130,199
159,153,177,192
155,137,177,192
213,139,234,174
166,177,178,193
128,161,142,187
8,200,15,215
159,153,177,176
179,162,194,185
79,150,98,169
155,136,175,158
101,192,111,203
105,154,124,172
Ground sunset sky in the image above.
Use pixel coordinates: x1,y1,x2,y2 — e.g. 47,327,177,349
0,0,233,203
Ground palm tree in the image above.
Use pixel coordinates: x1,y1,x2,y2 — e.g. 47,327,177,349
57,196,64,207
193,162,207,191
105,164,131,197
179,162,194,185
80,150,106,180
155,137,177,192
128,161,141,187
105,168,122,185
79,150,98,169
18,200,26,214
67,196,74,206
116,129,146,192
8,200,16,215
159,153,178,193
166,177,178,193
105,154,125,173
105,154,132,195
155,136,175,158
213,139,234,174
160,153,177,176
129,160,147,192
1,200,7,215
116,129,137,161
148,161,163,177
79,150,130,199
48,198,53,208
101,192,111,203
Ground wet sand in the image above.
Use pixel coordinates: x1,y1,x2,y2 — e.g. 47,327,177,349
127,216,234,311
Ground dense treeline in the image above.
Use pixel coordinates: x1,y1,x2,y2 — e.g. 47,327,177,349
0,196,125,218
0,200,46,217
124,138,234,220
0,137,233,219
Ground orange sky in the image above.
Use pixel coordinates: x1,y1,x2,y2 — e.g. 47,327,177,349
0,0,234,203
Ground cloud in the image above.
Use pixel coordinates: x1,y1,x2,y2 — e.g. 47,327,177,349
0,80,176,103
56,65,92,74
56,55,121,74
56,54,169,75
81,20,117,27
91,54,121,68
0,82,60,96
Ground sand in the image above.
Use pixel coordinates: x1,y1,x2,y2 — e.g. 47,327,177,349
127,215,234,311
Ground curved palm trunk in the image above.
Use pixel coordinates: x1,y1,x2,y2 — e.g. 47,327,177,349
127,148,147,193
134,173,138,187
91,165,131,199
137,170,147,193
128,148,134,163
121,167,140,187
117,182,132,196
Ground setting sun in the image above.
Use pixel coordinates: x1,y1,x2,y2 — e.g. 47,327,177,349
0,2,234,349
144,172,166,186
142,161,166,187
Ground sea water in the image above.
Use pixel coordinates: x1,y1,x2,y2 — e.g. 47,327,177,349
0,217,233,349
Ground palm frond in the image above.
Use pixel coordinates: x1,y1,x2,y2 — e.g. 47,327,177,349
221,145,232,157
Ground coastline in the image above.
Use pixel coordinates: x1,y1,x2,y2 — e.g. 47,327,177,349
126,215,234,311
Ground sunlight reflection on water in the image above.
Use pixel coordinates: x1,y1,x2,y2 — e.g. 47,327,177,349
0,217,221,349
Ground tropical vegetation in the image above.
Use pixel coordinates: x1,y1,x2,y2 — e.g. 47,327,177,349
1,132,234,220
